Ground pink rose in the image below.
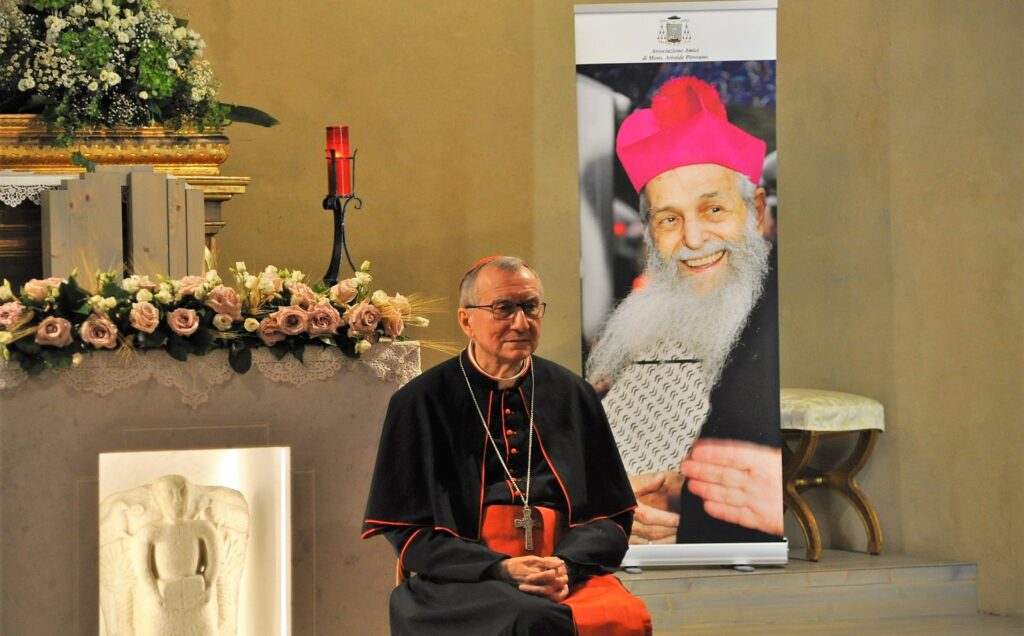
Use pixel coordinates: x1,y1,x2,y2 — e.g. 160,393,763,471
381,313,404,338
167,308,200,336
79,314,118,349
34,316,73,347
330,279,358,305
0,301,25,328
307,300,341,337
346,300,381,338
288,282,318,310
204,285,243,321
23,277,63,302
129,301,160,334
175,275,206,299
274,305,309,336
258,314,285,346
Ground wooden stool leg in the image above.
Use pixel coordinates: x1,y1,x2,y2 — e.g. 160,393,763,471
829,429,884,554
782,431,822,561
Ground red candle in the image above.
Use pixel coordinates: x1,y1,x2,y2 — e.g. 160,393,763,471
325,125,352,196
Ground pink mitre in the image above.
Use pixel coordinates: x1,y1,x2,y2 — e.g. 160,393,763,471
615,76,767,193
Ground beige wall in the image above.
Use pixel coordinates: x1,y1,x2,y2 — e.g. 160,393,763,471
171,0,1023,618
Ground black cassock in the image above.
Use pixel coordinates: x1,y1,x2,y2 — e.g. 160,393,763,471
677,252,783,544
363,351,639,635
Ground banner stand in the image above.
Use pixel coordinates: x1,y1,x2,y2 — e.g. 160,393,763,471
622,539,788,569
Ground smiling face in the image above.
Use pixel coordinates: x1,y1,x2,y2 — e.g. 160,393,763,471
457,265,543,377
645,163,766,295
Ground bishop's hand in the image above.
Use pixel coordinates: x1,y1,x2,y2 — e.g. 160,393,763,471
492,556,569,602
628,471,682,544
680,438,784,536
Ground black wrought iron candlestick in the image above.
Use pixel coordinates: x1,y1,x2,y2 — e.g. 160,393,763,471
323,149,363,286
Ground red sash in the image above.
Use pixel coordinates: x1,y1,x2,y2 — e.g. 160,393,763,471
481,505,652,636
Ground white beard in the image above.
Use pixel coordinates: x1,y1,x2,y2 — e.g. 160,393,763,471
587,213,771,390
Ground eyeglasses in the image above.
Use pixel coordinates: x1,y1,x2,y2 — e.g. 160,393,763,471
463,300,547,320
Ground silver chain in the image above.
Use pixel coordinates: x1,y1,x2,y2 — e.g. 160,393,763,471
458,354,535,507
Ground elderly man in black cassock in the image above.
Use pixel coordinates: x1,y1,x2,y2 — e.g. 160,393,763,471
363,256,651,635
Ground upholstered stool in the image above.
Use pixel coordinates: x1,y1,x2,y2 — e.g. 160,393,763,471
780,388,885,561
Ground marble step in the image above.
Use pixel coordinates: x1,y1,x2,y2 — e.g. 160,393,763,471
654,613,1024,635
618,550,983,632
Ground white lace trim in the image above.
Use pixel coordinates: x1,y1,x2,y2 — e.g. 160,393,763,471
0,341,420,410
0,173,78,207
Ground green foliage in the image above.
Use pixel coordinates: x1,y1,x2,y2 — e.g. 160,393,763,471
135,39,175,99
58,27,112,73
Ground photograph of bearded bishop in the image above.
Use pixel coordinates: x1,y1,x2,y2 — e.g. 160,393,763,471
587,77,784,546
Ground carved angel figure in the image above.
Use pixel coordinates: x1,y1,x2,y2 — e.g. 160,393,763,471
99,475,250,636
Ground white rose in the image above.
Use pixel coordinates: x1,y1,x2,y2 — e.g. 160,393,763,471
0,280,13,302
167,57,179,70
354,272,372,286
204,270,221,286
264,265,279,274
355,339,372,354
103,297,117,309
155,289,173,304
90,294,103,306
258,276,276,295
234,261,247,273
136,289,153,303
173,26,187,40
244,274,258,290
17,77,35,91
87,81,99,91
212,313,234,331
121,276,140,293
138,90,149,100
191,87,204,102
90,0,102,11
243,317,260,332
370,290,390,307
116,31,129,43
71,4,86,16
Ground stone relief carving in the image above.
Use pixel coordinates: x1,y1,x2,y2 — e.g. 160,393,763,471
99,475,250,636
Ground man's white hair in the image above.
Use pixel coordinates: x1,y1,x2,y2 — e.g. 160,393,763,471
586,171,769,389
459,256,543,307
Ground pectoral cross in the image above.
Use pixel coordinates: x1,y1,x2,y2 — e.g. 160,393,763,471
514,505,537,551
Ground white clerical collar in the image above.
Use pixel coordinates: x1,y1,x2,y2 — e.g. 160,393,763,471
466,342,531,386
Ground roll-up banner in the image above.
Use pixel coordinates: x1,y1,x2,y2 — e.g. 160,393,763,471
575,1,785,566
